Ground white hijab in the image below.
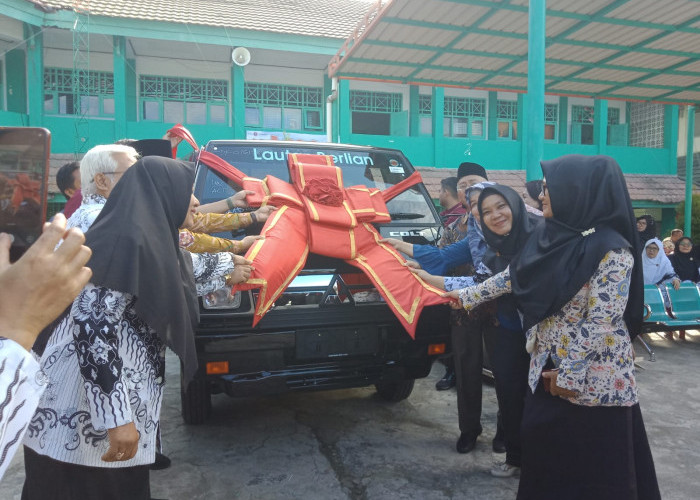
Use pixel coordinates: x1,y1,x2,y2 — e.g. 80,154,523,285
642,238,676,285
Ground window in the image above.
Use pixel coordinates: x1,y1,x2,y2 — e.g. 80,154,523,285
544,103,558,141
245,83,323,133
350,90,403,135
44,68,114,117
139,75,229,125
571,105,595,144
0,62,4,110
496,100,518,140
419,94,432,136
571,104,625,145
443,96,486,138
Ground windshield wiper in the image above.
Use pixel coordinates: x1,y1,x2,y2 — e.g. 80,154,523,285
389,212,425,220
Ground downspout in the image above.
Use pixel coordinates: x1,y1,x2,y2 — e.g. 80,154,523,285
326,77,338,143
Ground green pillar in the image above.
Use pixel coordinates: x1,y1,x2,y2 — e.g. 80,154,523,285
684,105,695,237
409,85,420,137
24,24,43,127
558,96,568,144
125,59,136,122
594,99,608,154
432,86,444,167
231,64,245,139
488,91,497,140
5,49,27,114
113,36,128,140
665,104,679,174
338,79,351,142
525,0,545,180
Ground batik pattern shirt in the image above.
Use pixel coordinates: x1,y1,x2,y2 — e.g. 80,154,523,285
179,212,254,254
24,253,233,467
65,193,108,232
458,248,638,407
0,338,46,479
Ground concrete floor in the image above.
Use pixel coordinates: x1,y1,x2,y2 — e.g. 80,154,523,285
1,331,698,499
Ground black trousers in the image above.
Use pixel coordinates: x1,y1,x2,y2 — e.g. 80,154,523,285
451,316,500,438
490,324,530,467
22,446,151,500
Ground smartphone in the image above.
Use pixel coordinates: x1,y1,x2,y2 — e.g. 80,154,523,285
0,127,51,262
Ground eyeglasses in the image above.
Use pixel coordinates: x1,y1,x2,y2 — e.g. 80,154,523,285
679,241,692,247
539,183,548,197
89,171,123,183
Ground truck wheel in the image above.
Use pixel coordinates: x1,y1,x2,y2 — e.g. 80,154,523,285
375,378,415,402
181,372,211,425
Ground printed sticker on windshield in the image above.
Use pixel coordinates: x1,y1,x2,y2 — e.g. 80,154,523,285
389,166,404,174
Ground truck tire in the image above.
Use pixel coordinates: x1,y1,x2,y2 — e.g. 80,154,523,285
181,372,211,425
375,378,415,402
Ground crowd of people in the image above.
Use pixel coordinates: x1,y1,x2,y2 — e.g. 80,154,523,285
1,145,665,499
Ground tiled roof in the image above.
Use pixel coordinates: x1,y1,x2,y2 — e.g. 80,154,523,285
417,167,689,205
31,0,373,39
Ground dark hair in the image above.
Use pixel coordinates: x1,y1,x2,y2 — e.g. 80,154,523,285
56,161,80,198
524,180,543,210
440,176,458,198
114,138,138,146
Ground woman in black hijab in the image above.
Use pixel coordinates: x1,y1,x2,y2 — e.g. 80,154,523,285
636,214,657,244
446,155,659,500
477,185,541,477
23,157,241,500
669,236,700,283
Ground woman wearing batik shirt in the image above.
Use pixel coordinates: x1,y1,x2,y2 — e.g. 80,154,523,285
445,155,660,500
22,157,249,500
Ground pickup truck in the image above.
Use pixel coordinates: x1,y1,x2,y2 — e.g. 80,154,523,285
183,141,450,424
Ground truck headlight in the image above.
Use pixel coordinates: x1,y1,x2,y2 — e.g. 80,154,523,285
202,288,242,310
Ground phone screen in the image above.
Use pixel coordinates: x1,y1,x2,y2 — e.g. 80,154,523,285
0,127,51,261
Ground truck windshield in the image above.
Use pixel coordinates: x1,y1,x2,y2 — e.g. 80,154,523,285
198,143,439,224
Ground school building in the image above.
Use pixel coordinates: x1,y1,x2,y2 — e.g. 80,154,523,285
1,0,698,235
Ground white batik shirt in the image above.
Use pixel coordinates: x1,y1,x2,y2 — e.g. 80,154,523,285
23,252,233,467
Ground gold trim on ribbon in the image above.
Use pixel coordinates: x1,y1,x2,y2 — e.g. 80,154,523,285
260,244,310,314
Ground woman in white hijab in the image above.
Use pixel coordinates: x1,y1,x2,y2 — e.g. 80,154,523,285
642,238,680,289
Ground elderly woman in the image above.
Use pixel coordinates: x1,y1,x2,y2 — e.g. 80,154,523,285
669,236,700,283
22,157,249,499
446,155,660,500
643,238,680,289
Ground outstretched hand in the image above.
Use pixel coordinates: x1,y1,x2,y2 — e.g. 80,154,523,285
441,289,462,309
253,205,278,223
231,190,256,208
239,235,263,252
0,214,92,351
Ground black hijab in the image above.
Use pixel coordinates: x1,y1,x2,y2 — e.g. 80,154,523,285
636,214,656,244
84,156,200,381
669,237,700,282
479,184,542,274
510,155,643,339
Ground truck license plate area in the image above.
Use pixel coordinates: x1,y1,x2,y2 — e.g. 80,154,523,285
296,327,379,360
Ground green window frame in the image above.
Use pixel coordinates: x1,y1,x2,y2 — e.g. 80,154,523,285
496,99,518,140
349,90,404,136
43,67,115,117
245,83,323,132
418,94,432,136
571,104,623,145
443,96,486,138
139,75,229,125
0,61,4,111
544,103,558,142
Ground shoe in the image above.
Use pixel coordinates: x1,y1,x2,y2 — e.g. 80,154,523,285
435,370,456,391
150,451,172,471
456,432,478,454
490,461,520,478
492,438,506,454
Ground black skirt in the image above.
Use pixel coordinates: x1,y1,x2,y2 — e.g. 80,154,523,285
22,446,151,500
517,383,661,500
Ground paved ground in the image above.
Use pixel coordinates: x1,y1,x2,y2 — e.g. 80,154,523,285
2,331,698,499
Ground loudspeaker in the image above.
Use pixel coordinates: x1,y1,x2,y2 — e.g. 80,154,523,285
231,47,251,66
